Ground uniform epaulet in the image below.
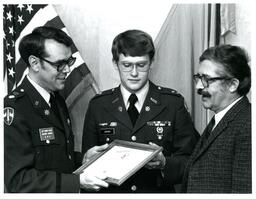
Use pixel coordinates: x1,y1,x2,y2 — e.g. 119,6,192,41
156,86,181,97
91,87,116,100
5,87,25,102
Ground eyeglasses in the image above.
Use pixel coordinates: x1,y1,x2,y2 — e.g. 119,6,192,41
119,61,150,72
38,56,76,72
193,73,233,87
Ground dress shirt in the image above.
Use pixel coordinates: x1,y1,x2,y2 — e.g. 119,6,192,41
27,75,51,106
121,81,149,113
213,96,243,130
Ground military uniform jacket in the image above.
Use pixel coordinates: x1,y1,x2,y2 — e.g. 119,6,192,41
82,81,199,193
182,97,251,193
4,77,81,193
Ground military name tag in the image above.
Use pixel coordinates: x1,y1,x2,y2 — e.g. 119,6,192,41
100,128,115,135
39,127,55,142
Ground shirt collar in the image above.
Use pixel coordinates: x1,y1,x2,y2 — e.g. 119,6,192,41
214,96,243,128
27,75,51,106
120,81,149,112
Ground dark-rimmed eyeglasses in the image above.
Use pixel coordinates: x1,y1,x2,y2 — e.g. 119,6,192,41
118,61,150,72
193,73,233,87
38,56,76,72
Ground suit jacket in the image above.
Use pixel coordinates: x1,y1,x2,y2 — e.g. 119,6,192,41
82,81,199,193
182,96,251,193
4,77,81,193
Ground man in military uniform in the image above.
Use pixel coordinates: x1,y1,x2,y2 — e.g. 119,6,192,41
82,29,199,192
4,26,108,192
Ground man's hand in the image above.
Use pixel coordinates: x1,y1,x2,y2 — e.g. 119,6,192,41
145,142,166,170
82,143,109,164
80,171,109,191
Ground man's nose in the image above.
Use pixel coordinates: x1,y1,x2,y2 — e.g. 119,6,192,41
62,64,71,73
130,65,138,76
195,79,204,90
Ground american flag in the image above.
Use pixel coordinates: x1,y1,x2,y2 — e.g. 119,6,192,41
3,4,99,98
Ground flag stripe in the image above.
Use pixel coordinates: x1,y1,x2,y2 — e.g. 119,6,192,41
44,16,65,29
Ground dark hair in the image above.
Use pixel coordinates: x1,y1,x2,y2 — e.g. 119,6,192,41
18,26,73,66
199,45,251,96
111,29,155,63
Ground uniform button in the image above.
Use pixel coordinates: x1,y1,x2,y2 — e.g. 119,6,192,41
131,185,137,191
67,140,69,144
131,136,136,141
106,137,110,142
68,155,72,160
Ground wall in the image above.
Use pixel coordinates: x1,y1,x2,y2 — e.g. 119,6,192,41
55,3,251,93
221,3,251,100
54,0,172,91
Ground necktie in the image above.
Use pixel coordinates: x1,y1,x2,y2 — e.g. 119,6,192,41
50,93,60,119
128,94,139,126
201,116,215,147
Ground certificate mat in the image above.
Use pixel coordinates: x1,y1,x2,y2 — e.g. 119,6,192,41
74,139,163,185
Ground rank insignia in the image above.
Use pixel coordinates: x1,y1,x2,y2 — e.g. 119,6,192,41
4,107,14,125
150,97,158,104
112,97,119,104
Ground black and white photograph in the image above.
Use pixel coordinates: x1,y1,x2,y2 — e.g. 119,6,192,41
1,0,254,198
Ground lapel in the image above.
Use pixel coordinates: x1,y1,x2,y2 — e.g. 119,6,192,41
133,82,166,133
54,92,72,138
192,97,250,162
103,87,133,130
22,77,64,132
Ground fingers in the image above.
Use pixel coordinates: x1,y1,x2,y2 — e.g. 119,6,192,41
95,143,109,152
145,160,161,169
93,174,109,188
80,171,109,191
149,142,158,146
84,144,109,162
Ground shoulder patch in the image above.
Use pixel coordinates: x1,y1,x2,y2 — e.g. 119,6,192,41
91,88,115,100
4,107,14,125
157,86,181,97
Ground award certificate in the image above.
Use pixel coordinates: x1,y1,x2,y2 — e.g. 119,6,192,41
73,139,163,186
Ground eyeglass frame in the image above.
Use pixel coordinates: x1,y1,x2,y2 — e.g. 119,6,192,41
193,73,233,87
118,61,151,72
38,55,76,72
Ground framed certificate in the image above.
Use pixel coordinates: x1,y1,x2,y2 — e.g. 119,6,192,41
73,139,163,186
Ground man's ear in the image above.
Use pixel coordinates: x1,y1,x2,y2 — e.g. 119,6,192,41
112,59,118,69
28,55,40,72
229,78,239,93
149,58,154,70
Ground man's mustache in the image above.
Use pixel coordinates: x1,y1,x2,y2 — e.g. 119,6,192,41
197,89,211,97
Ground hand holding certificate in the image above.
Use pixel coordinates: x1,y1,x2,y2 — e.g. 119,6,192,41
74,140,163,186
